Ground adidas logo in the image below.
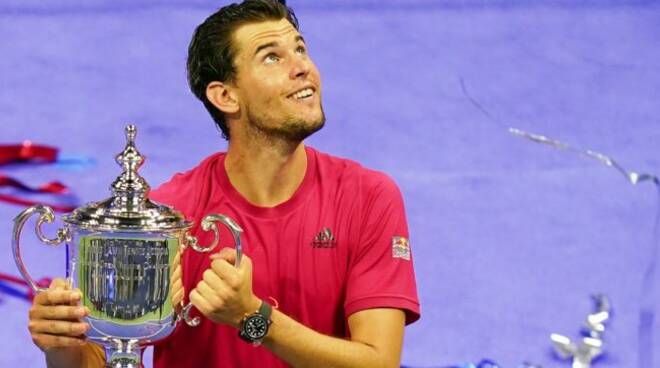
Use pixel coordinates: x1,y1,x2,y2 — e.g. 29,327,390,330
311,227,336,248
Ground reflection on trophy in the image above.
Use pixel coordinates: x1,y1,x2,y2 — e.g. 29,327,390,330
12,125,243,368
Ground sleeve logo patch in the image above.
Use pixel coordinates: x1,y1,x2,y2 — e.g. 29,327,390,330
392,236,411,261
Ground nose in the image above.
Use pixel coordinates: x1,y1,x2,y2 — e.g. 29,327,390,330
289,53,311,80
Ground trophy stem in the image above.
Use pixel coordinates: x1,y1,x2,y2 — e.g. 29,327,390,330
104,340,142,368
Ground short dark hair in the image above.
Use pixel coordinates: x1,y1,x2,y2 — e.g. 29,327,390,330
187,0,299,140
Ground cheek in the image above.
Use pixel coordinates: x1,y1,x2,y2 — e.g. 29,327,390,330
309,63,322,86
251,81,284,106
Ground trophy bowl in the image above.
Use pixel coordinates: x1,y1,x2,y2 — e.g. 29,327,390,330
12,125,242,368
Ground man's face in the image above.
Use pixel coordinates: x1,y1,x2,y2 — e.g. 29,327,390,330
230,19,324,142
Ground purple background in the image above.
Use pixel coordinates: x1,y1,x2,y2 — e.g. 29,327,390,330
2,1,660,367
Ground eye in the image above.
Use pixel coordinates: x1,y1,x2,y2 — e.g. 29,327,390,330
264,53,280,64
295,45,306,55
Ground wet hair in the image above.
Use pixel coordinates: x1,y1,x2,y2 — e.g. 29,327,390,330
186,0,299,140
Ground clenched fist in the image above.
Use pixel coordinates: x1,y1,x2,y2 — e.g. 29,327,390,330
189,248,260,328
28,278,90,352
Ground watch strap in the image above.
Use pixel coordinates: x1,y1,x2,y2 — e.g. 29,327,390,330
258,300,272,320
238,300,272,344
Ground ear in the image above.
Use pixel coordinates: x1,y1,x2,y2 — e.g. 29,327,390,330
206,81,240,115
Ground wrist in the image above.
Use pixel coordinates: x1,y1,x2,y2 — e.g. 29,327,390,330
248,296,262,315
238,299,273,345
234,296,262,328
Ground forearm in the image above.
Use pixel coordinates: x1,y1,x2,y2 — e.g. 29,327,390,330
262,309,399,368
45,346,83,368
45,343,105,368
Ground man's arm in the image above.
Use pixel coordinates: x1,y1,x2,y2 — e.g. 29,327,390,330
27,278,96,368
264,307,405,368
31,250,183,368
190,248,408,368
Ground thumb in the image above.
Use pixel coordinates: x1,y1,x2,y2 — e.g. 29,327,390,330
210,246,237,264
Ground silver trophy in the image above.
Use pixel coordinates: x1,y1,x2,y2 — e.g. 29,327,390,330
12,125,242,368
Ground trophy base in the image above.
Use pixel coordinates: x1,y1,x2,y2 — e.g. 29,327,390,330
104,340,142,368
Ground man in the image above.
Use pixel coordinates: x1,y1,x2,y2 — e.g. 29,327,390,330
27,1,420,366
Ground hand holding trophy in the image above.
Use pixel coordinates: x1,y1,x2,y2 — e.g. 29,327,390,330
13,125,243,368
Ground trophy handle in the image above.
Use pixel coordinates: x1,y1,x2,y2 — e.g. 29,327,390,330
12,205,69,293
180,214,244,327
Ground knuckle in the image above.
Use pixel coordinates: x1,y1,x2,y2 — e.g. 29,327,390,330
67,307,79,319
32,335,43,347
44,291,56,305
189,290,199,302
202,269,214,282
218,287,231,299
197,280,208,293
33,292,47,305
228,277,240,289
50,278,67,290
48,321,58,334
55,336,68,347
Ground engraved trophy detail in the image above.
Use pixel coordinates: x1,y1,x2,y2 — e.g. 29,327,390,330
12,125,242,368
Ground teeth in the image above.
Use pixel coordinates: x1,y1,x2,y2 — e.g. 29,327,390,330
292,88,313,100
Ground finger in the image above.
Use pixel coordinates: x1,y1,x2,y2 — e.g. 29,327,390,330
172,251,181,267
34,289,82,306
172,288,184,306
195,281,223,307
33,334,86,349
69,288,84,306
211,249,252,274
210,259,239,288
49,278,70,291
189,289,214,316
29,305,88,321
210,247,236,263
201,268,224,289
171,264,182,281
171,277,183,294
29,320,89,336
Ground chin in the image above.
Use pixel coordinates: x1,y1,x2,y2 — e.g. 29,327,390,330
282,111,326,142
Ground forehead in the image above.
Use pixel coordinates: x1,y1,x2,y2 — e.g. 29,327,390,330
232,19,300,56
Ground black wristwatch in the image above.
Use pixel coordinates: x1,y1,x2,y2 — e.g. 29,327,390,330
238,300,272,345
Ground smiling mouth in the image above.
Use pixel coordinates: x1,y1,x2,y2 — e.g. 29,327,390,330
288,88,315,101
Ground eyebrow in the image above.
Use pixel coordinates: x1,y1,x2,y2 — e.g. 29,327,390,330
253,35,307,57
254,41,278,57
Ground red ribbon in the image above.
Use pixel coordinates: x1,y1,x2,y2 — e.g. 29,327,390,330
0,141,58,164
0,141,75,212
0,271,52,301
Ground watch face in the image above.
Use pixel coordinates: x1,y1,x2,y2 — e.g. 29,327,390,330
244,315,269,339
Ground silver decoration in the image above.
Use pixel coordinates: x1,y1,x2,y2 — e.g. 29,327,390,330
12,125,243,368
510,127,659,368
518,363,543,368
550,295,611,368
509,128,659,186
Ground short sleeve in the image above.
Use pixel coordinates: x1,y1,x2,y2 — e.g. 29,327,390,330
344,173,420,325
147,152,224,219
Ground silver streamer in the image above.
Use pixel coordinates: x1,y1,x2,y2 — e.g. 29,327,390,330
509,128,659,186
510,127,660,368
550,295,611,368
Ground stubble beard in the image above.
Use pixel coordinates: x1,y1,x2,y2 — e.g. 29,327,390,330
246,104,326,144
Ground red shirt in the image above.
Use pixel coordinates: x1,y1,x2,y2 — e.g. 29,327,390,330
150,146,419,367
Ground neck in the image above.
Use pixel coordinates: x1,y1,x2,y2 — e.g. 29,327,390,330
225,132,308,207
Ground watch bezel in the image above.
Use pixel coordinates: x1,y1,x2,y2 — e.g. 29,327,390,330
239,301,272,344
243,314,270,339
